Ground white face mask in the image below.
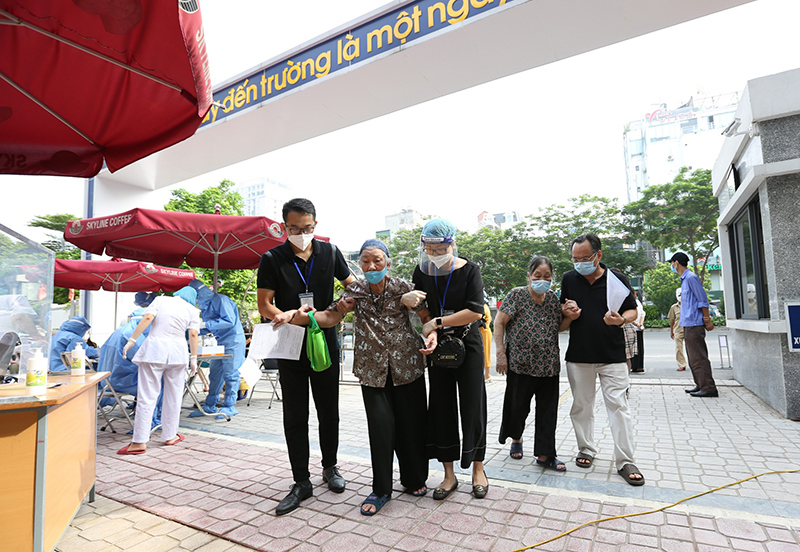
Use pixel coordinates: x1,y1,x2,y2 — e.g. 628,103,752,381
428,254,452,269
288,233,314,250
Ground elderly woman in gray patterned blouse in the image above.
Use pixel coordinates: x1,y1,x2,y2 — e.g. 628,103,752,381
300,239,437,516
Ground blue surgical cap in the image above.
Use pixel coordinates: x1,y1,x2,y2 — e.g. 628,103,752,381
173,286,197,306
359,239,389,258
134,291,156,307
421,218,457,240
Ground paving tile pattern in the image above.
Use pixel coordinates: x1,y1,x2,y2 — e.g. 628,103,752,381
57,354,800,552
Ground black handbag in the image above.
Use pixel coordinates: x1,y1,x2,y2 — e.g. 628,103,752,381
431,323,473,369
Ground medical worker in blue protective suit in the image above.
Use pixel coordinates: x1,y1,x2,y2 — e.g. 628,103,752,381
187,280,246,418
97,293,163,426
49,316,99,371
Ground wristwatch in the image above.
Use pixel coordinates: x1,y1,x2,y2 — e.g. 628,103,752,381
435,317,443,328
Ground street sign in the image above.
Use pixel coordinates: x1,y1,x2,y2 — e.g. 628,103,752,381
785,303,800,353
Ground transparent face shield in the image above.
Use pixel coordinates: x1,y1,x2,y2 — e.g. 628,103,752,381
418,236,458,276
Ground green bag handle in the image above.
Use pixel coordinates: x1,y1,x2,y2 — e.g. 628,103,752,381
306,311,331,372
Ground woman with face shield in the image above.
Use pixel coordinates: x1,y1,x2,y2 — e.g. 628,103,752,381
412,218,489,500
494,256,574,471
294,239,436,515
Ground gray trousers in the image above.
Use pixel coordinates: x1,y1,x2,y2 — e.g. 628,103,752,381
684,326,717,392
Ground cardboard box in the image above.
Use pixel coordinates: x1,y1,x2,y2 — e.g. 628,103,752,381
198,345,225,356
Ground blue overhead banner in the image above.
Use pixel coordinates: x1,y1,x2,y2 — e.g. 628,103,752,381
786,303,800,353
201,0,511,127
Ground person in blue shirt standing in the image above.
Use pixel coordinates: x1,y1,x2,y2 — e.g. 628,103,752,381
669,252,718,397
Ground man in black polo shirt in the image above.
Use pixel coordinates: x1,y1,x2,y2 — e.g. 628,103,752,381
559,233,645,486
257,198,354,515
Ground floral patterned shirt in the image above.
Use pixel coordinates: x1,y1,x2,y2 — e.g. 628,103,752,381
329,276,426,388
499,287,562,377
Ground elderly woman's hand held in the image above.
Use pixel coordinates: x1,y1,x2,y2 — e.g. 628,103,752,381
336,297,355,314
420,331,437,355
496,351,508,375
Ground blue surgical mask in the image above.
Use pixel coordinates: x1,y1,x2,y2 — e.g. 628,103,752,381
671,264,678,274
574,261,596,276
529,280,551,295
364,267,387,284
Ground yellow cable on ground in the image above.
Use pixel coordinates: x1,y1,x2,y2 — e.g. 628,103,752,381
511,468,800,552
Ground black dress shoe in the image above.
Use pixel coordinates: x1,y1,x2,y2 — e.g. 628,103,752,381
276,481,313,516
689,390,719,398
684,387,700,393
322,465,346,493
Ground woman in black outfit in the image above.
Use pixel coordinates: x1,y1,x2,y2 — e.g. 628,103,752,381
413,218,488,500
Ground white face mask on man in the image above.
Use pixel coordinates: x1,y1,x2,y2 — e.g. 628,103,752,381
288,233,314,250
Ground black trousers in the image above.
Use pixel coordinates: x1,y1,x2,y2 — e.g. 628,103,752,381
498,371,559,458
361,376,428,496
684,325,717,392
278,357,340,483
427,331,487,468
630,330,645,370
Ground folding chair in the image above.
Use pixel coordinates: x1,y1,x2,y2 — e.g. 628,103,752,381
63,351,134,433
247,358,281,409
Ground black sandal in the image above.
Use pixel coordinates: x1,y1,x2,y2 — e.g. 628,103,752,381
575,452,593,468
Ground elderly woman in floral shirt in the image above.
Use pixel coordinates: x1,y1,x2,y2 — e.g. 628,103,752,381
300,239,436,516
494,255,575,471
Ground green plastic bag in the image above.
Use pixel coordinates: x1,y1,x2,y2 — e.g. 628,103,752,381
306,311,331,372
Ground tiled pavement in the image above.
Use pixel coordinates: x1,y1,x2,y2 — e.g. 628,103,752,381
57,361,800,552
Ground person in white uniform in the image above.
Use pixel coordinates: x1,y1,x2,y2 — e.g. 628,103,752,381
117,286,200,455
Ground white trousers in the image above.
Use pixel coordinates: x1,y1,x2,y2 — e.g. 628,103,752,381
566,362,635,470
132,361,186,444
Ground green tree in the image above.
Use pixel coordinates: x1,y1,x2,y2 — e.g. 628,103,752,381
164,180,251,308
623,167,719,284
28,213,81,304
526,195,650,283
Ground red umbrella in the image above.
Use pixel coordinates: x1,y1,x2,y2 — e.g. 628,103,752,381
63,208,302,290
54,257,195,323
0,0,213,177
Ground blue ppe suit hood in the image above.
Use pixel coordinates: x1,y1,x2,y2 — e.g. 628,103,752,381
49,316,98,371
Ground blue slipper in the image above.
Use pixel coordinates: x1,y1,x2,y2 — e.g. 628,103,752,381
360,493,391,516
510,439,523,459
536,456,567,471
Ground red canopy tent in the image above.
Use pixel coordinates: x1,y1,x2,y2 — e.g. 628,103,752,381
54,257,195,323
63,208,303,290
0,0,213,177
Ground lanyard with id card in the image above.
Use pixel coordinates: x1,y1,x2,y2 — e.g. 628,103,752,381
294,258,315,309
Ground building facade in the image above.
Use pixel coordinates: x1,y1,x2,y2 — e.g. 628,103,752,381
233,178,291,219
477,211,520,230
712,67,800,419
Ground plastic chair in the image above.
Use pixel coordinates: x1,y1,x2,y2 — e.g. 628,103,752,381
247,358,281,409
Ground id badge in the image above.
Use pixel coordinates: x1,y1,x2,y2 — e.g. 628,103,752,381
299,292,315,309
442,310,455,316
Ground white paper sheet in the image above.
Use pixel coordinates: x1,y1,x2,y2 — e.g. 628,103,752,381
606,269,631,314
238,357,264,389
247,323,304,360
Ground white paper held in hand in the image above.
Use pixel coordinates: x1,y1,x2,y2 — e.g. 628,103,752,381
606,269,631,315
248,323,305,360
